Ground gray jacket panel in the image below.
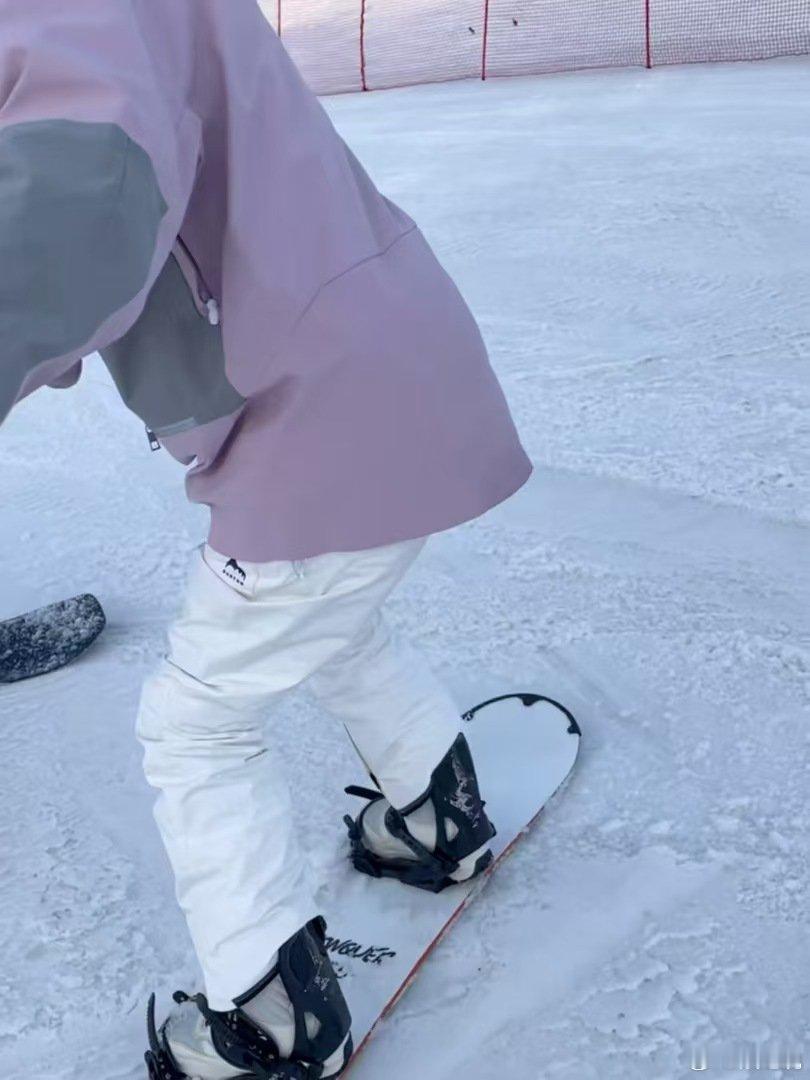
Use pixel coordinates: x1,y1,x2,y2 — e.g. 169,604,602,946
101,252,246,438
0,119,167,419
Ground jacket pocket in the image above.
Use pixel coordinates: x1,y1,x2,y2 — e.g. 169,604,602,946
100,239,245,439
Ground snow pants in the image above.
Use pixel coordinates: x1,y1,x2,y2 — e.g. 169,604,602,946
136,538,460,1008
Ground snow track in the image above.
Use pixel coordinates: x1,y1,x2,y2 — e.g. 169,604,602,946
1,58,808,1079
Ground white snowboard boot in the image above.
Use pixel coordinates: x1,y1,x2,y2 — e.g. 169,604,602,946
345,733,496,893
145,919,352,1079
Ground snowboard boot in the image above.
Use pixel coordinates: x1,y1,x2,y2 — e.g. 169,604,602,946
145,918,353,1079
344,733,496,894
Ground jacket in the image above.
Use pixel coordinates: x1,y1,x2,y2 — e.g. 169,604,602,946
0,1,531,560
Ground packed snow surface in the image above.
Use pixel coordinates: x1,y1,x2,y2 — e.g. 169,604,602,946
1,58,808,1079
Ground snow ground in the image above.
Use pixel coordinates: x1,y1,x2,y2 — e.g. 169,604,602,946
1,57,809,1079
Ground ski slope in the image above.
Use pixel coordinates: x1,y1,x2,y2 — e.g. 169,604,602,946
1,57,808,1079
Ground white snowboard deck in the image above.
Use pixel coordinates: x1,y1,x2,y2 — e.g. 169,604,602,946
326,694,582,1060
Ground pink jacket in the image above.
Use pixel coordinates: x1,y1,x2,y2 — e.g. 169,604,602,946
0,1,531,560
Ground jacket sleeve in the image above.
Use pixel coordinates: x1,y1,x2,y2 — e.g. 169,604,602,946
0,3,198,425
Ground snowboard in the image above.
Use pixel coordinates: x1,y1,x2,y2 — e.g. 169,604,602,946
0,593,106,684
329,692,581,1070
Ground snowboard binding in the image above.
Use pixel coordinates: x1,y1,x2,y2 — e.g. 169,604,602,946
145,918,352,1079
145,993,313,1079
344,733,496,894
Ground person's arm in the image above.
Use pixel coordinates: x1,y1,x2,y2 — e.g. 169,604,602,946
0,119,167,419
0,2,197,424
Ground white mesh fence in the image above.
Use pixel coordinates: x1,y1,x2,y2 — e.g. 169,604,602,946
259,0,809,94
652,0,810,65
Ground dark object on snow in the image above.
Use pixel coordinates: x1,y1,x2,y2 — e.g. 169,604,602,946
0,594,106,684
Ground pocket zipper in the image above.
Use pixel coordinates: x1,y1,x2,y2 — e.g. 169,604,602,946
146,238,220,452
172,237,221,327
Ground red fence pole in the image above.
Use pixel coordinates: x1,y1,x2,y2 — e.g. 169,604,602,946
481,0,491,80
360,0,369,90
644,0,652,67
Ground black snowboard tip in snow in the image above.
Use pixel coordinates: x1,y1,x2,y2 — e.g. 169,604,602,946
0,594,106,684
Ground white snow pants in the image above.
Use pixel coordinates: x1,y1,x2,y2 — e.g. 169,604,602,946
136,537,460,1008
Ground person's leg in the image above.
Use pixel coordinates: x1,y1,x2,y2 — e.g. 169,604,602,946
138,536,449,1008
308,598,495,892
308,610,461,809
306,544,495,892
140,534,488,1076
137,551,320,1011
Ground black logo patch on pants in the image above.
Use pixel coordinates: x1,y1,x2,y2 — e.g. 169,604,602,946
223,558,247,587
202,545,258,597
